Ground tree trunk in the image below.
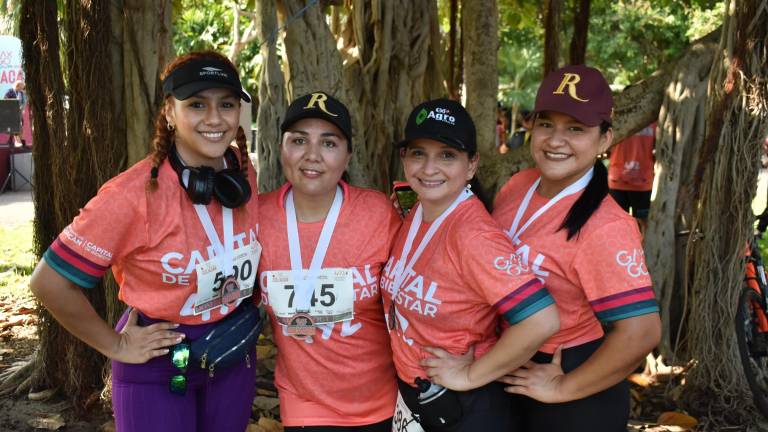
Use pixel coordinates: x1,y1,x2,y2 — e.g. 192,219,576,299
255,0,287,193
569,0,590,65
115,0,173,166
642,37,717,359
543,0,562,74
679,0,767,424
463,0,498,157
260,0,444,191
447,0,459,100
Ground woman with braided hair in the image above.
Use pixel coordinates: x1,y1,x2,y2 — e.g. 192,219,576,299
30,51,260,431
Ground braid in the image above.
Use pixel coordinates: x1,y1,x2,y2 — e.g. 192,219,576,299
235,126,249,178
146,107,174,191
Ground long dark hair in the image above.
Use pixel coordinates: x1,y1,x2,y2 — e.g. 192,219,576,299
558,121,611,240
467,150,492,211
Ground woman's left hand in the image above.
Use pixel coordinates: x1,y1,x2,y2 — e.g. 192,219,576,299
498,345,569,403
420,346,475,391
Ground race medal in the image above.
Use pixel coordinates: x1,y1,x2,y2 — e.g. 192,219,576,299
388,304,397,331
220,276,241,306
286,311,316,338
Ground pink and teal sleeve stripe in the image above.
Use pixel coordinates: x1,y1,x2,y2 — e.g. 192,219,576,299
590,286,658,323
43,238,108,288
494,279,555,325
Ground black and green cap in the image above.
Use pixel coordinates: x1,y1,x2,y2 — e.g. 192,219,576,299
398,98,477,153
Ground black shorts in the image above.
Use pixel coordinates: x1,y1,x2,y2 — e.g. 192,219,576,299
510,338,630,432
397,377,515,431
609,189,651,219
283,418,392,432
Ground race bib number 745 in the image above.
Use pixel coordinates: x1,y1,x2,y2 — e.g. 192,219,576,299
265,268,354,325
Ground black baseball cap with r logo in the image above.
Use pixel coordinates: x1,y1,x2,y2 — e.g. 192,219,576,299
398,98,477,153
281,92,352,144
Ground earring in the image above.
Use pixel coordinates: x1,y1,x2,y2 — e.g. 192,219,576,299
467,182,472,189
167,123,175,132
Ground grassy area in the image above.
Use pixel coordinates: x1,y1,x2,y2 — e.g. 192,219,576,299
0,221,35,302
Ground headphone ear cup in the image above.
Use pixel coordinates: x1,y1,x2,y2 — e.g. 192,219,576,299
185,166,216,205
214,169,252,208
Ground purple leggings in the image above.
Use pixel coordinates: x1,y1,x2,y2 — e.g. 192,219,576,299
111,310,255,432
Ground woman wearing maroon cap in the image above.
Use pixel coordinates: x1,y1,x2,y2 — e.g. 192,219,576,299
29,51,260,431
492,65,662,430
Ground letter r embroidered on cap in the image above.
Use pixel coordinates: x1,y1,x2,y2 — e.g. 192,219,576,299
553,73,589,102
304,92,338,117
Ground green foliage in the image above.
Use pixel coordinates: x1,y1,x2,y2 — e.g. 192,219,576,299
496,0,724,107
172,0,262,96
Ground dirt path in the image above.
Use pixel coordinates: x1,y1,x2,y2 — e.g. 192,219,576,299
0,191,34,227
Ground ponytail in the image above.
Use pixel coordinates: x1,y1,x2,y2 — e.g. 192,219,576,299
470,177,492,212
558,161,608,240
558,121,611,240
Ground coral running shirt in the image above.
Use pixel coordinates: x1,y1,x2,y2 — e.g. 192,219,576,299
493,168,658,353
380,196,554,385
608,123,656,191
43,153,260,324
257,182,400,427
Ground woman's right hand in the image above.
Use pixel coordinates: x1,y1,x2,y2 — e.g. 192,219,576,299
111,308,185,364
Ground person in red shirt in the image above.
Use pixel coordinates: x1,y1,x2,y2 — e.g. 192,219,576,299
29,51,260,432
258,92,401,430
493,65,661,431
382,99,559,431
608,123,656,231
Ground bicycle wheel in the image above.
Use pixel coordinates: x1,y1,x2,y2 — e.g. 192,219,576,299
735,287,768,417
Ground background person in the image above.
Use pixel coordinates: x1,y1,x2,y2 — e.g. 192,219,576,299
607,122,657,232
382,98,559,431
29,51,259,432
4,79,26,147
258,92,401,431
493,65,661,431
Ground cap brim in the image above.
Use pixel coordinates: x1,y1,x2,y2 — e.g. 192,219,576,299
281,111,351,143
172,82,252,103
397,134,469,152
533,103,604,127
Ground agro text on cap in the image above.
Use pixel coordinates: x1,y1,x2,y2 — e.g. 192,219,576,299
533,64,612,127
399,99,476,153
163,58,251,103
281,92,352,144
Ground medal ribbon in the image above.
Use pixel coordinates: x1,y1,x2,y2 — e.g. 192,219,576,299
179,151,235,278
285,185,343,311
390,187,473,305
506,167,593,243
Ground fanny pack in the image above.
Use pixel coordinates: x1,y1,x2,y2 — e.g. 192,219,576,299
397,378,463,430
189,302,264,377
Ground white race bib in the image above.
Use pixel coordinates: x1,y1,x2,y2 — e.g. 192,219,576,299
266,268,354,324
193,241,261,314
392,392,424,432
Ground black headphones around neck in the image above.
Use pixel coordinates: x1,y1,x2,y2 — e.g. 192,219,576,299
167,147,252,208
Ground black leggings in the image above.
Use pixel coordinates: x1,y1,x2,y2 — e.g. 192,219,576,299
398,378,515,431
283,418,392,432
511,338,630,432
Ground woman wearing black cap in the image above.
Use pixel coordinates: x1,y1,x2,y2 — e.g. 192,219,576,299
493,65,661,430
29,51,260,431
380,98,560,431
257,92,401,430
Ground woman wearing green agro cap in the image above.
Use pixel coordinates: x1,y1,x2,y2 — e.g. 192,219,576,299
492,65,661,430
380,98,559,431
29,51,261,431
257,92,401,430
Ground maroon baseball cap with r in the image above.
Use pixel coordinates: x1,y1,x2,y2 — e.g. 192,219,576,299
533,65,613,127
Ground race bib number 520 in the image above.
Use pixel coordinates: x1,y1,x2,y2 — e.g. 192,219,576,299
193,241,261,314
